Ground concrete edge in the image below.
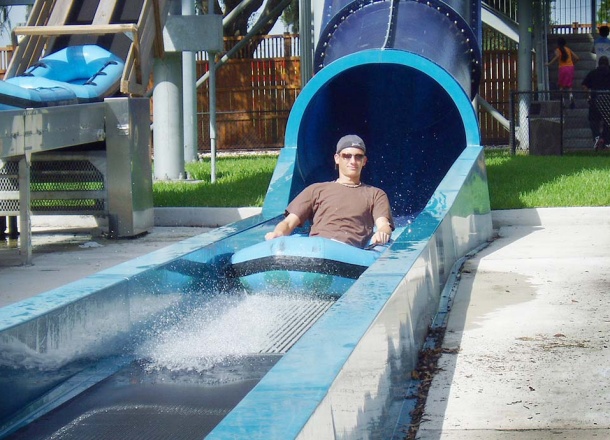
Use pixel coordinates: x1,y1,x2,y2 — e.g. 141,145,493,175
492,207,610,228
27,207,610,230
28,207,263,229
153,207,263,227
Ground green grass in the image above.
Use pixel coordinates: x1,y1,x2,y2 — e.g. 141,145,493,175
486,149,610,209
152,149,610,210
153,155,277,207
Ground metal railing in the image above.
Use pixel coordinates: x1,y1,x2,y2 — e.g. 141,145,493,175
0,45,12,77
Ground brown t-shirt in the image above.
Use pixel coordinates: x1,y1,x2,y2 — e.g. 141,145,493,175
286,181,394,248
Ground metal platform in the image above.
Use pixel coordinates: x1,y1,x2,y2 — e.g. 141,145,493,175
0,98,153,264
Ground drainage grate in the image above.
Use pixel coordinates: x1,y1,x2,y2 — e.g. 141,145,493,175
0,157,106,215
260,297,335,354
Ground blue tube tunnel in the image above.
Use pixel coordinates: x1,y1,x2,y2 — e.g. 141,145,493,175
264,0,482,220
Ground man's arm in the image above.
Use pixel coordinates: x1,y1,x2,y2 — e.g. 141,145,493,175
370,216,393,245
265,213,302,240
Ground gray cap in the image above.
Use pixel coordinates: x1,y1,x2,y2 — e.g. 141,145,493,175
336,134,366,154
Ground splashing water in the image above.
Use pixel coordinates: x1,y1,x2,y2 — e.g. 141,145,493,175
139,292,329,372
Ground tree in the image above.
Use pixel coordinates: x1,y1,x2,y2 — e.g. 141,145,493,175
0,5,31,44
196,0,293,57
0,6,11,41
281,0,299,33
599,0,610,24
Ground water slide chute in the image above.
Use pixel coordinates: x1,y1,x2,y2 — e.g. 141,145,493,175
0,0,492,437
229,0,482,297
271,0,481,215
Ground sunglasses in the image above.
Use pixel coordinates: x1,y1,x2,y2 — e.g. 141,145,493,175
339,153,365,161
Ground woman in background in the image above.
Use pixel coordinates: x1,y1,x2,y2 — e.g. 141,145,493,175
547,37,580,108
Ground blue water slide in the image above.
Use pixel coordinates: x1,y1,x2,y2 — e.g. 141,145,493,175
0,45,125,110
0,0,493,438
207,0,491,437
264,0,482,221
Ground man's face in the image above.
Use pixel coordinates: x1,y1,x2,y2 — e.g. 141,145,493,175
334,147,367,179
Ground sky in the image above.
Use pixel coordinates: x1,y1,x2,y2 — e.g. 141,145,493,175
0,5,27,46
551,0,594,25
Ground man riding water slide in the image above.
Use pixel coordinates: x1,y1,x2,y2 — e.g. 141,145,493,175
265,134,394,248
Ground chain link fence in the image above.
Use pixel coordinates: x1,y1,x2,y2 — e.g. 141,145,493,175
510,90,610,154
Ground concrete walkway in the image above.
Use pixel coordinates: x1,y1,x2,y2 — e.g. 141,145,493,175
417,207,610,439
0,207,261,307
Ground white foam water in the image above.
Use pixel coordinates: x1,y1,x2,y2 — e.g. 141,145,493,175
139,292,332,372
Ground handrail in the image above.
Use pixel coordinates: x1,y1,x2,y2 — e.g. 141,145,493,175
12,23,138,37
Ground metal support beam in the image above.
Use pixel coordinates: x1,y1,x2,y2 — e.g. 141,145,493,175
183,0,198,164
195,0,293,89
476,95,510,130
517,0,532,151
590,0,597,34
18,156,30,265
209,0,218,182
153,52,185,180
299,0,313,86
481,3,519,42
533,0,550,91
153,1,184,181
158,6,222,180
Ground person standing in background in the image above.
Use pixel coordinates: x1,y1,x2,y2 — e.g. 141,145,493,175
547,37,580,109
593,23,610,61
582,56,610,150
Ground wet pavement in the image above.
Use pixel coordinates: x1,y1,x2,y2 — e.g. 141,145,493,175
416,207,610,439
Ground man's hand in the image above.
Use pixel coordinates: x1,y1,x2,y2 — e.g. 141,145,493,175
265,213,301,241
265,230,283,240
370,230,391,245
370,216,393,245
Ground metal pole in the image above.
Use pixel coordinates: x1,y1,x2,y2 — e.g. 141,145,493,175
18,156,31,265
299,0,313,86
209,0,217,183
183,0,198,164
534,0,550,91
591,0,597,34
153,52,185,180
153,1,184,180
517,0,532,151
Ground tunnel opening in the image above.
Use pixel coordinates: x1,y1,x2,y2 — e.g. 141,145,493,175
284,53,475,219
